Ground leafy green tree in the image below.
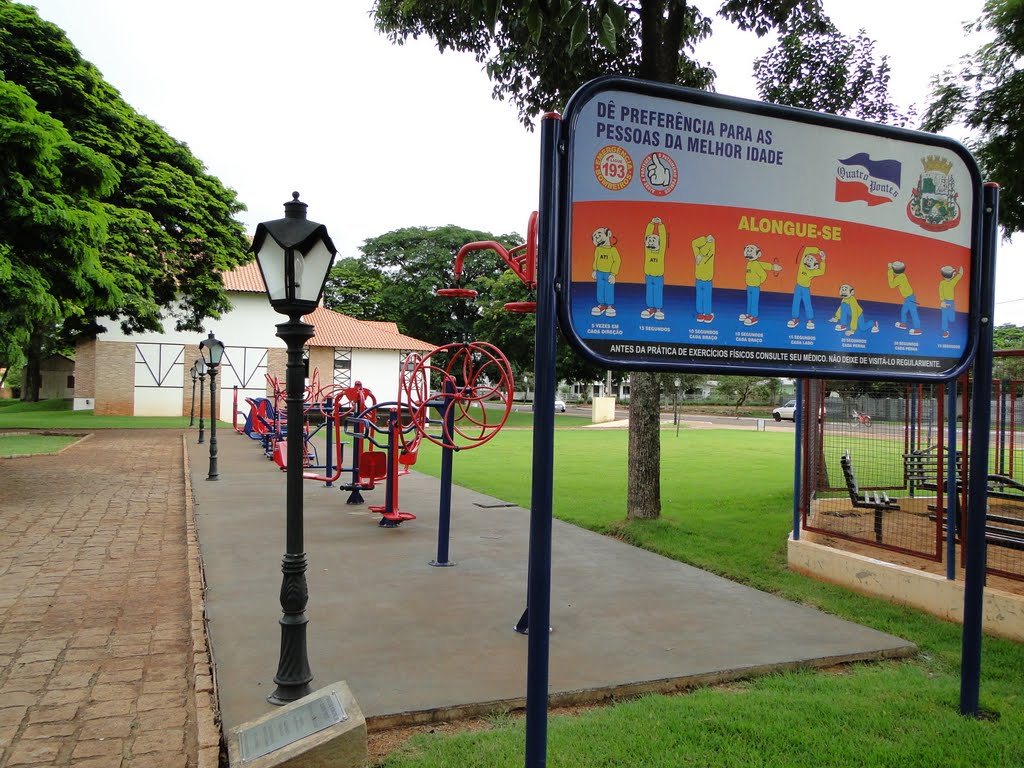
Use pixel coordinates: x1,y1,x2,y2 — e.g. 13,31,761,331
0,76,119,399
322,257,394,321
472,269,538,376
922,0,1024,235
0,2,249,398
754,20,913,125
358,225,519,347
374,0,829,520
715,375,767,411
993,323,1024,380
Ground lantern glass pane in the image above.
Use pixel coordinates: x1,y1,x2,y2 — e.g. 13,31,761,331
256,238,288,302
297,238,335,304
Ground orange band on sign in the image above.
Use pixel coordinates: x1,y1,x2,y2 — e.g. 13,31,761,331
570,200,969,310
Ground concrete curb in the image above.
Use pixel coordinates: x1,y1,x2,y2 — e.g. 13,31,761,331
182,434,224,768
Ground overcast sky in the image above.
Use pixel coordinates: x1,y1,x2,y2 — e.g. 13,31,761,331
21,0,1024,324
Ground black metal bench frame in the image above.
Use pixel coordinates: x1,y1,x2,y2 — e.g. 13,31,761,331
840,451,900,543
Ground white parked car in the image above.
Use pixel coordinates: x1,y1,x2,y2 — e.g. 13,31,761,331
554,397,566,412
773,400,797,421
772,400,825,422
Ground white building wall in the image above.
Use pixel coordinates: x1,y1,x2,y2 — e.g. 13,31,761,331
351,350,403,404
218,345,270,427
134,342,186,416
99,293,286,350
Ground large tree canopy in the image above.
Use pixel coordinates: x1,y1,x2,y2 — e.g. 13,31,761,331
0,76,118,385
0,2,249,397
339,225,519,348
374,0,834,521
753,19,912,125
922,0,1024,236
374,0,828,128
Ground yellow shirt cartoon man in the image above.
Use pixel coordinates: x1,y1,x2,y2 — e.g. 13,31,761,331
938,265,964,338
641,217,667,320
788,246,826,330
692,234,715,322
887,261,921,335
741,244,781,326
829,284,879,336
591,227,620,317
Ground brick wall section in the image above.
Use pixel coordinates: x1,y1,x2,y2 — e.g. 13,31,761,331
74,340,96,399
266,348,287,396
309,347,333,391
94,341,136,415
180,345,211,418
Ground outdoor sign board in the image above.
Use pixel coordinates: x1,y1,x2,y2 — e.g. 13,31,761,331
557,77,983,380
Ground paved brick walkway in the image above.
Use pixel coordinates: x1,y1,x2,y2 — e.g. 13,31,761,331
0,430,214,768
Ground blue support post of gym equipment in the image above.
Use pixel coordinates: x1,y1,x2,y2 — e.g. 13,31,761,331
324,396,334,488
960,182,999,717
380,409,399,526
523,111,560,768
431,380,458,567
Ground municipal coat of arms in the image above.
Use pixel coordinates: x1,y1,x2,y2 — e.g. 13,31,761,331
907,155,960,232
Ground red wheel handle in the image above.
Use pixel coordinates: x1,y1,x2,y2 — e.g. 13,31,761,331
437,287,478,298
504,301,537,313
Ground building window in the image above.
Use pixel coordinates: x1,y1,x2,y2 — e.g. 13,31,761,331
333,348,352,387
67,375,75,388
302,347,310,380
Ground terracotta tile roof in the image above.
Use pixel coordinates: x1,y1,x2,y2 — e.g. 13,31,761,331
221,263,432,350
222,260,265,292
305,307,433,351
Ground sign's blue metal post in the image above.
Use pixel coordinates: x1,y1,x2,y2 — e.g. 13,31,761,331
960,182,999,716
792,380,803,541
524,112,562,768
946,384,958,580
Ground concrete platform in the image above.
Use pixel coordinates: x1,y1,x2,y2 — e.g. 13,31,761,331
189,431,915,732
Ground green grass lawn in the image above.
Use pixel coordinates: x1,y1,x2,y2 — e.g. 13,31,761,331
387,427,1024,768
0,398,199,429
0,433,80,456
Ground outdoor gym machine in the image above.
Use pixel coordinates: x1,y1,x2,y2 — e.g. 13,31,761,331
403,341,514,562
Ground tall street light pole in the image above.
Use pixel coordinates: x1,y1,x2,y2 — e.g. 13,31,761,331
189,363,198,427
200,332,225,481
196,359,207,444
252,192,337,705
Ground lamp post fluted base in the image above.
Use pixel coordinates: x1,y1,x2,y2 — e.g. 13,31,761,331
269,551,313,705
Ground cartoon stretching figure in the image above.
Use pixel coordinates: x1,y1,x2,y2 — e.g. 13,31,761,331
692,234,715,322
591,227,620,318
641,217,667,320
888,260,921,335
788,246,826,330
939,265,964,338
740,244,781,326
829,284,880,336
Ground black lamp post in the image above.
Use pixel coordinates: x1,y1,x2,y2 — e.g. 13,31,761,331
189,363,198,427
200,332,225,481
673,377,681,425
252,192,337,705
196,359,207,444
